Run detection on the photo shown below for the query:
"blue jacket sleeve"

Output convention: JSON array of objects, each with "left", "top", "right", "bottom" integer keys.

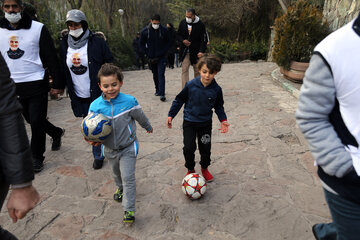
[
  {"left": 168, "top": 85, "right": 188, "bottom": 118},
  {"left": 214, "top": 87, "right": 227, "bottom": 122}
]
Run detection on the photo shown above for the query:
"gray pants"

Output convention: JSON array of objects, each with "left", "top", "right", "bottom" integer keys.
[{"left": 104, "top": 141, "right": 138, "bottom": 212}]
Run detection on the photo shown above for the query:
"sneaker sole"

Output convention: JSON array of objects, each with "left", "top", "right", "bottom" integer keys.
[{"left": 123, "top": 220, "right": 134, "bottom": 223}]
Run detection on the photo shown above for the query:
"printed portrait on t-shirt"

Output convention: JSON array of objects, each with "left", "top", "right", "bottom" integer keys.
[
  {"left": 70, "top": 52, "right": 87, "bottom": 75},
  {"left": 7, "top": 36, "right": 24, "bottom": 59}
]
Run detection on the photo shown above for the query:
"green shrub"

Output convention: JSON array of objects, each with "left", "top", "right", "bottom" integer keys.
[
  {"left": 210, "top": 40, "right": 268, "bottom": 63},
  {"left": 272, "top": 0, "right": 329, "bottom": 70},
  {"left": 106, "top": 30, "right": 135, "bottom": 70}
]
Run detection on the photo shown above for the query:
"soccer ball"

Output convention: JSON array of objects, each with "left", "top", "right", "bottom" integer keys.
[
  {"left": 182, "top": 173, "right": 207, "bottom": 200},
  {"left": 81, "top": 112, "right": 112, "bottom": 142}
]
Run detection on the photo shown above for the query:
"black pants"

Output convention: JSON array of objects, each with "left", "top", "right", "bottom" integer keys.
[
  {"left": 135, "top": 53, "right": 145, "bottom": 69},
  {"left": 183, "top": 120, "right": 212, "bottom": 170},
  {"left": 18, "top": 93, "right": 62, "bottom": 160},
  {"left": 167, "top": 53, "right": 175, "bottom": 68}
]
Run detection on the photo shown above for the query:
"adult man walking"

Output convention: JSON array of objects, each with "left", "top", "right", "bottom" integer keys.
[
  {"left": 0, "top": 52, "right": 40, "bottom": 240},
  {"left": 132, "top": 32, "right": 145, "bottom": 70},
  {"left": 296, "top": 14, "right": 360, "bottom": 239},
  {"left": 177, "top": 8, "right": 207, "bottom": 88},
  {"left": 0, "top": 0, "right": 65, "bottom": 173},
  {"left": 140, "top": 14, "right": 170, "bottom": 101}
]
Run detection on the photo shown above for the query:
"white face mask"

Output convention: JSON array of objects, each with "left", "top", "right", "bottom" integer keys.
[
  {"left": 186, "top": 17, "right": 193, "bottom": 24},
  {"left": 152, "top": 24, "right": 160, "bottom": 30},
  {"left": 69, "top": 28, "right": 84, "bottom": 38},
  {"left": 5, "top": 12, "right": 22, "bottom": 24}
]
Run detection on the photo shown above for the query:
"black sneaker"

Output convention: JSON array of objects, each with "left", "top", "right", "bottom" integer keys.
[
  {"left": 154, "top": 92, "right": 160, "bottom": 96},
  {"left": 123, "top": 211, "right": 135, "bottom": 223},
  {"left": 93, "top": 159, "right": 103, "bottom": 170},
  {"left": 33, "top": 158, "right": 44, "bottom": 173},
  {"left": 51, "top": 128, "right": 65, "bottom": 151},
  {"left": 113, "top": 188, "right": 123, "bottom": 202},
  {"left": 312, "top": 224, "right": 320, "bottom": 240},
  {"left": 0, "top": 226, "right": 18, "bottom": 240},
  {"left": 160, "top": 96, "right": 166, "bottom": 102}
]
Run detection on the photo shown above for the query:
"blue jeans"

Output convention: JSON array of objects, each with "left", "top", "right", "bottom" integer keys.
[
  {"left": 76, "top": 99, "right": 104, "bottom": 161},
  {"left": 313, "top": 189, "right": 360, "bottom": 240},
  {"left": 93, "top": 144, "right": 104, "bottom": 161},
  {"left": 149, "top": 57, "right": 166, "bottom": 96}
]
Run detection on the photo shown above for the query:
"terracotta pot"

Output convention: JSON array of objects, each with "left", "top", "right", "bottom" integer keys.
[{"left": 280, "top": 61, "right": 309, "bottom": 83}]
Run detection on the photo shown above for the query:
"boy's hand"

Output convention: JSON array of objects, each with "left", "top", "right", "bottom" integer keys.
[
  {"left": 84, "top": 137, "right": 101, "bottom": 146},
  {"left": 166, "top": 117, "right": 173, "bottom": 128},
  {"left": 147, "top": 128, "right": 153, "bottom": 133},
  {"left": 218, "top": 121, "right": 230, "bottom": 133}
]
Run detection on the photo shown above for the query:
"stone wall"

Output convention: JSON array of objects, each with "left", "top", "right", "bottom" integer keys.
[{"left": 323, "top": 0, "right": 360, "bottom": 30}]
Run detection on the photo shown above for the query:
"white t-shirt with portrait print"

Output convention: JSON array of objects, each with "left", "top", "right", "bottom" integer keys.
[{"left": 66, "top": 43, "right": 90, "bottom": 98}]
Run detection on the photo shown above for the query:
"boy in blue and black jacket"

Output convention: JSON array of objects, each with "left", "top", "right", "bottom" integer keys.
[
  {"left": 167, "top": 54, "right": 230, "bottom": 182},
  {"left": 86, "top": 63, "right": 153, "bottom": 223}
]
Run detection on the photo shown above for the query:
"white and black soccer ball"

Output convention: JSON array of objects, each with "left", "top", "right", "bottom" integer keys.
[
  {"left": 81, "top": 112, "right": 112, "bottom": 142},
  {"left": 182, "top": 173, "right": 207, "bottom": 200}
]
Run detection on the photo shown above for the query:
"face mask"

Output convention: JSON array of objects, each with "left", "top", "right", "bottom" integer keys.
[
  {"left": 69, "top": 28, "right": 84, "bottom": 38},
  {"left": 152, "top": 24, "right": 160, "bottom": 30},
  {"left": 186, "top": 17, "right": 192, "bottom": 24},
  {"left": 5, "top": 12, "right": 22, "bottom": 24}
]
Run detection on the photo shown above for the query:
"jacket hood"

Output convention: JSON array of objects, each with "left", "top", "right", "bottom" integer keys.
[{"left": 193, "top": 16, "right": 200, "bottom": 24}]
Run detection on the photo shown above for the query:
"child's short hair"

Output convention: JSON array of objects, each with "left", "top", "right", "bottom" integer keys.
[
  {"left": 98, "top": 63, "right": 124, "bottom": 83},
  {"left": 196, "top": 54, "right": 222, "bottom": 74}
]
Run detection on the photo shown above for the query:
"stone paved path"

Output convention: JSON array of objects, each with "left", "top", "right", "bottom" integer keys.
[{"left": 0, "top": 62, "right": 331, "bottom": 240}]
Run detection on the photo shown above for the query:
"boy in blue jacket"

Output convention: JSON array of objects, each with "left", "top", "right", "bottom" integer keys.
[
  {"left": 167, "top": 54, "right": 230, "bottom": 181},
  {"left": 86, "top": 63, "right": 153, "bottom": 223}
]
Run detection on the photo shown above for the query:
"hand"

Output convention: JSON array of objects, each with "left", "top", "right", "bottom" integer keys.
[
  {"left": 84, "top": 137, "right": 101, "bottom": 146},
  {"left": 183, "top": 40, "right": 191, "bottom": 47},
  {"left": 50, "top": 88, "right": 64, "bottom": 98},
  {"left": 147, "top": 128, "right": 153, "bottom": 133},
  {"left": 7, "top": 185, "right": 40, "bottom": 223},
  {"left": 197, "top": 52, "right": 204, "bottom": 58},
  {"left": 166, "top": 117, "right": 173, "bottom": 128},
  {"left": 218, "top": 121, "right": 230, "bottom": 133}
]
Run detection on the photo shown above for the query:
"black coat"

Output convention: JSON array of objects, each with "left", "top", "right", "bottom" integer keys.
[
  {"left": 60, "top": 33, "right": 113, "bottom": 117},
  {"left": 132, "top": 37, "right": 144, "bottom": 56},
  {"left": 167, "top": 27, "right": 177, "bottom": 54},
  {"left": 0, "top": 54, "right": 33, "bottom": 188},
  {"left": 177, "top": 18, "right": 207, "bottom": 64},
  {"left": 140, "top": 24, "right": 170, "bottom": 59}
]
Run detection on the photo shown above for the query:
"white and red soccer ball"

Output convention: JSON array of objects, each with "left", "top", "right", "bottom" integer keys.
[{"left": 182, "top": 173, "right": 207, "bottom": 200}]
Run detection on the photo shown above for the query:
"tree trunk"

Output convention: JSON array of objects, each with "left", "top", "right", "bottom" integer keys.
[
  {"left": 277, "top": 0, "right": 287, "bottom": 12},
  {"left": 67, "top": 0, "right": 83, "bottom": 9}
]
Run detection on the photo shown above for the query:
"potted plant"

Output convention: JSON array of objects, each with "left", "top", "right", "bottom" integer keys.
[{"left": 272, "top": 0, "right": 330, "bottom": 83}]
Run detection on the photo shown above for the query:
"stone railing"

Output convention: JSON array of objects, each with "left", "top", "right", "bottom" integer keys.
[{"left": 323, "top": 0, "right": 360, "bottom": 30}]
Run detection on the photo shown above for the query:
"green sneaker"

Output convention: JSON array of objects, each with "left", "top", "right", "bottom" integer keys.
[
  {"left": 123, "top": 211, "right": 135, "bottom": 223},
  {"left": 113, "top": 188, "right": 123, "bottom": 202}
]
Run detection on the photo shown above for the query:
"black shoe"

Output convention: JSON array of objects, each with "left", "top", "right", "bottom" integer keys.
[
  {"left": 93, "top": 159, "right": 104, "bottom": 170},
  {"left": 0, "top": 226, "right": 18, "bottom": 240},
  {"left": 160, "top": 96, "right": 166, "bottom": 102},
  {"left": 312, "top": 224, "right": 320, "bottom": 240},
  {"left": 154, "top": 92, "right": 160, "bottom": 96},
  {"left": 113, "top": 188, "right": 123, "bottom": 202},
  {"left": 52, "top": 128, "right": 65, "bottom": 151},
  {"left": 33, "top": 158, "right": 44, "bottom": 173},
  {"left": 123, "top": 211, "right": 135, "bottom": 223}
]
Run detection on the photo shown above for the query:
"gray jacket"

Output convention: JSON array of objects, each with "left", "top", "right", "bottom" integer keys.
[{"left": 296, "top": 54, "right": 353, "bottom": 178}]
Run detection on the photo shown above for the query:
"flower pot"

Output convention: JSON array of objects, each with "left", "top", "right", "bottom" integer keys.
[{"left": 280, "top": 61, "right": 309, "bottom": 83}]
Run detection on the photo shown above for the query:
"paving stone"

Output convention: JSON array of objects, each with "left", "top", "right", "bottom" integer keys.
[{"left": 2, "top": 62, "right": 332, "bottom": 239}]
